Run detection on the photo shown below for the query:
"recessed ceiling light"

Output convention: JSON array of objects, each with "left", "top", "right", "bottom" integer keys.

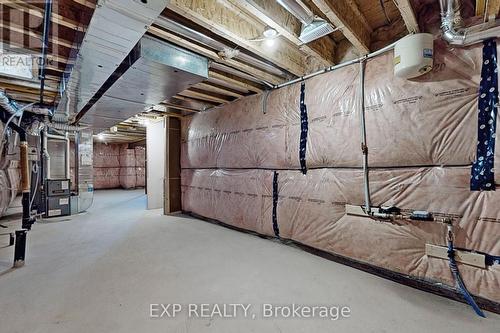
[{"left": 263, "top": 27, "right": 278, "bottom": 38}]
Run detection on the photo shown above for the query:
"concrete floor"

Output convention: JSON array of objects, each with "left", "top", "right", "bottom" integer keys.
[{"left": 0, "top": 189, "right": 499, "bottom": 333}]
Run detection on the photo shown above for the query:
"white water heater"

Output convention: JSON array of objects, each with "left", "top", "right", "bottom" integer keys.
[{"left": 394, "top": 33, "right": 434, "bottom": 79}]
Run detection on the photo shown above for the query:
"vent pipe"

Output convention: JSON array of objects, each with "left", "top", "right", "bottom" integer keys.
[
  {"left": 439, "top": 0, "right": 500, "bottom": 46},
  {"left": 277, "top": 0, "right": 314, "bottom": 25}
]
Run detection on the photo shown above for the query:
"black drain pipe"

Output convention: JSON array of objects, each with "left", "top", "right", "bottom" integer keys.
[
  {"left": 39, "top": 0, "right": 53, "bottom": 105},
  {"left": 0, "top": 108, "right": 33, "bottom": 267}
]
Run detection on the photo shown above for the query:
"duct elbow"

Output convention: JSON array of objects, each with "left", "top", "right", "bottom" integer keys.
[{"left": 441, "top": 27, "right": 466, "bottom": 45}]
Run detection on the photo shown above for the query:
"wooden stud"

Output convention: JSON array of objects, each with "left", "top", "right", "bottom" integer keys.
[{"left": 426, "top": 244, "right": 486, "bottom": 269}]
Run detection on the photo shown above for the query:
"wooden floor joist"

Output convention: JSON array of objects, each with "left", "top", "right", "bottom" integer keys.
[
  {"left": 0, "top": 22, "right": 76, "bottom": 50},
  {"left": 392, "top": 0, "right": 419, "bottom": 33},
  {"left": 167, "top": 0, "right": 325, "bottom": 76},
  {"left": 179, "top": 89, "right": 230, "bottom": 105},
  {"left": 230, "top": 0, "right": 335, "bottom": 67},
  {"left": 311, "top": 0, "right": 372, "bottom": 54},
  {"left": 194, "top": 82, "right": 244, "bottom": 99},
  {"left": 148, "top": 26, "right": 284, "bottom": 85},
  {"left": 4, "top": 2, "right": 86, "bottom": 31},
  {"left": 209, "top": 70, "right": 263, "bottom": 94}
]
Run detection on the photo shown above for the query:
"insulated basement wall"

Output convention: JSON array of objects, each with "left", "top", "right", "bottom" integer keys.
[
  {"left": 74, "top": 143, "right": 145, "bottom": 190},
  {"left": 180, "top": 40, "right": 500, "bottom": 305}
]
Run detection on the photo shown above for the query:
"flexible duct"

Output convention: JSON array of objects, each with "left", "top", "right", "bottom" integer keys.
[
  {"left": 0, "top": 90, "right": 19, "bottom": 115},
  {"left": 439, "top": 0, "right": 500, "bottom": 46}
]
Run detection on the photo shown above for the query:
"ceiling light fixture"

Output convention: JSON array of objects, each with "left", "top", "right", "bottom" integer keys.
[
  {"left": 248, "top": 26, "right": 280, "bottom": 44},
  {"left": 263, "top": 26, "right": 278, "bottom": 39},
  {"left": 97, "top": 133, "right": 105, "bottom": 141}
]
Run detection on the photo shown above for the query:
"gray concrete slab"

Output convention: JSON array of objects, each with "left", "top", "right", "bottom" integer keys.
[{"left": 0, "top": 189, "right": 499, "bottom": 332}]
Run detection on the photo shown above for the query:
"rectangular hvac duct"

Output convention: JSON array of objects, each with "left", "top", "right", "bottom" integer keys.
[
  {"left": 56, "top": 0, "right": 169, "bottom": 117},
  {"left": 81, "top": 36, "right": 209, "bottom": 132}
]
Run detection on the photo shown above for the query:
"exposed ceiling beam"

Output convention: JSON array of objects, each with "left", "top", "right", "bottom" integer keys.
[
  {"left": 167, "top": 0, "right": 325, "bottom": 76},
  {"left": 194, "top": 82, "right": 244, "bottom": 98},
  {"left": 311, "top": 0, "right": 371, "bottom": 54},
  {"left": 230, "top": 0, "right": 335, "bottom": 66},
  {"left": 4, "top": 1, "right": 87, "bottom": 31},
  {"left": 208, "top": 70, "right": 263, "bottom": 94},
  {"left": 72, "top": 0, "right": 96, "bottom": 10},
  {"left": 161, "top": 102, "right": 202, "bottom": 113},
  {"left": 0, "top": 78, "right": 58, "bottom": 92},
  {"left": 0, "top": 21, "right": 76, "bottom": 49},
  {"left": 205, "top": 76, "right": 250, "bottom": 94},
  {"left": 147, "top": 26, "right": 283, "bottom": 85},
  {"left": 392, "top": 0, "right": 419, "bottom": 33},
  {"left": 179, "top": 89, "right": 231, "bottom": 104}
]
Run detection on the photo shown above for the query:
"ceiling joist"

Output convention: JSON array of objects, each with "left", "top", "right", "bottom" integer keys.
[
  {"left": 4, "top": 1, "right": 87, "bottom": 31},
  {"left": 230, "top": 0, "right": 335, "bottom": 66},
  {"left": 167, "top": 0, "right": 325, "bottom": 76},
  {"left": 311, "top": 0, "right": 371, "bottom": 54},
  {"left": 148, "top": 26, "right": 283, "bottom": 85},
  {"left": 486, "top": 0, "right": 500, "bottom": 20},
  {"left": 392, "top": 0, "right": 419, "bottom": 33}
]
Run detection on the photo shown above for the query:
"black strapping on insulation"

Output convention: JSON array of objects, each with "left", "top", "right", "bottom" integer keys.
[
  {"left": 272, "top": 171, "right": 280, "bottom": 237},
  {"left": 299, "top": 81, "right": 308, "bottom": 175}
]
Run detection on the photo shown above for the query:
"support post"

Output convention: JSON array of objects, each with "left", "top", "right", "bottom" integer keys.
[{"left": 13, "top": 230, "right": 27, "bottom": 268}]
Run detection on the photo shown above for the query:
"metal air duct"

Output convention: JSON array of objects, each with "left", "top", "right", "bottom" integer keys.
[
  {"left": 81, "top": 36, "right": 209, "bottom": 132},
  {"left": 56, "top": 0, "right": 169, "bottom": 120},
  {"left": 439, "top": 0, "right": 500, "bottom": 46},
  {"left": 154, "top": 16, "right": 287, "bottom": 78}
]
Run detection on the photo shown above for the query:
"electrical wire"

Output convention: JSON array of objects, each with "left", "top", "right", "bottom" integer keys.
[{"left": 1, "top": 102, "right": 36, "bottom": 139}]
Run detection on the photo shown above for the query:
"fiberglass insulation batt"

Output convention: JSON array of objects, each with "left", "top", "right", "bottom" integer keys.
[{"left": 180, "top": 40, "right": 500, "bottom": 303}]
